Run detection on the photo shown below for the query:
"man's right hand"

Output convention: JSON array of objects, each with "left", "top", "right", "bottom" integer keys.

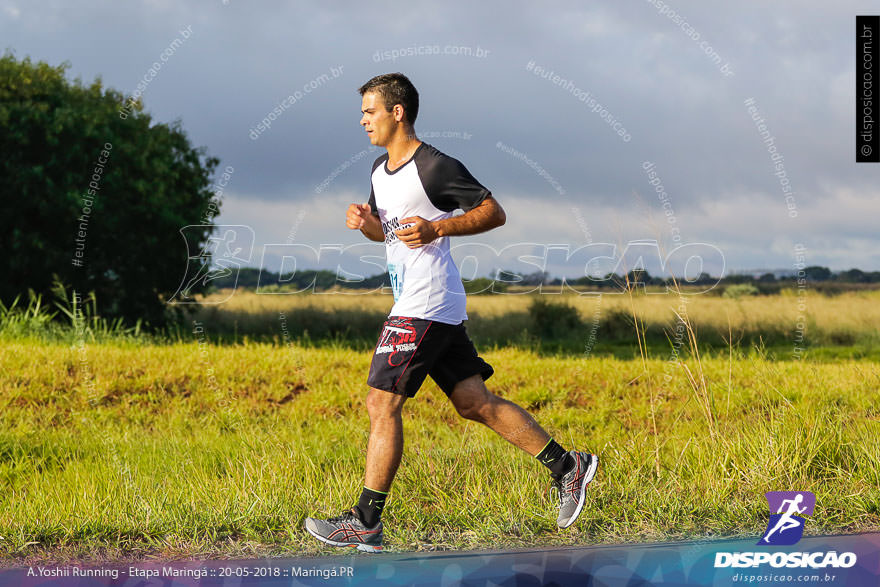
[
  {"left": 346, "top": 203, "right": 373, "bottom": 230},
  {"left": 346, "top": 203, "right": 384, "bottom": 242}
]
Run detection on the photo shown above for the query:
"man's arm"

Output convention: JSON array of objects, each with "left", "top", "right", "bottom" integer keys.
[
  {"left": 395, "top": 196, "right": 506, "bottom": 248},
  {"left": 435, "top": 195, "right": 506, "bottom": 237},
  {"left": 346, "top": 203, "right": 384, "bottom": 242}
]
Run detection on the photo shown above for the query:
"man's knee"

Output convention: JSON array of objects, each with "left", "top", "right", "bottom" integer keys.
[
  {"left": 456, "top": 400, "right": 487, "bottom": 422},
  {"left": 366, "top": 387, "right": 406, "bottom": 419},
  {"left": 451, "top": 379, "right": 496, "bottom": 422}
]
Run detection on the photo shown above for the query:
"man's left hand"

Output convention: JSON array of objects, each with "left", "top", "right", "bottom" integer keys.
[{"left": 394, "top": 216, "right": 440, "bottom": 248}]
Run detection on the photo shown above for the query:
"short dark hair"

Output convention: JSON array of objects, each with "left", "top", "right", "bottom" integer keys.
[{"left": 358, "top": 73, "right": 419, "bottom": 125}]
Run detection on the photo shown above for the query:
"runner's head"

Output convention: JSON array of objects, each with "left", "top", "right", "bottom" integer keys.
[{"left": 358, "top": 73, "right": 419, "bottom": 147}]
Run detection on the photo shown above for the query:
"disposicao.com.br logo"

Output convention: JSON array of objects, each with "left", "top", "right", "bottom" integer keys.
[{"left": 714, "top": 491, "right": 858, "bottom": 570}]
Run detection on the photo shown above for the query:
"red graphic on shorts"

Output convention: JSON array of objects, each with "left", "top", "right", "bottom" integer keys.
[{"left": 379, "top": 318, "right": 418, "bottom": 366}]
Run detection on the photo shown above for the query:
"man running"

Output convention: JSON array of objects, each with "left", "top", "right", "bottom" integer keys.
[{"left": 304, "top": 73, "right": 598, "bottom": 553}]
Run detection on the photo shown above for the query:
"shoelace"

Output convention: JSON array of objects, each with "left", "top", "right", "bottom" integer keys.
[
  {"left": 327, "top": 510, "right": 359, "bottom": 525},
  {"left": 550, "top": 479, "right": 564, "bottom": 509}
]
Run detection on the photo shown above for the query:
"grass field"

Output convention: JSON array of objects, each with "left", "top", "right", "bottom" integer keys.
[
  {"left": 0, "top": 290, "right": 879, "bottom": 565},
  {"left": 184, "top": 288, "right": 880, "bottom": 359}
]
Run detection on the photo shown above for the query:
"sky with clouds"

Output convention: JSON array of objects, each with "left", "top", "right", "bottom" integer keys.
[{"left": 3, "top": 0, "right": 878, "bottom": 278}]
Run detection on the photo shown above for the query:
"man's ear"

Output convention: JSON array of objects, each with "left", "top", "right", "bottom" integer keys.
[{"left": 394, "top": 104, "right": 404, "bottom": 122}]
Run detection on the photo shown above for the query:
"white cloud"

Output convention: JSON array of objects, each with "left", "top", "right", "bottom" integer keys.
[{"left": 2, "top": 1, "right": 20, "bottom": 19}]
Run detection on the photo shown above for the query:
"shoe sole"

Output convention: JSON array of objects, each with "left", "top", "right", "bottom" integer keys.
[
  {"left": 305, "top": 522, "right": 383, "bottom": 553},
  {"left": 559, "top": 453, "right": 599, "bottom": 529}
]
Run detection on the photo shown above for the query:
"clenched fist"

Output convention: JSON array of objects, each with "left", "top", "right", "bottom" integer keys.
[{"left": 346, "top": 203, "right": 373, "bottom": 229}]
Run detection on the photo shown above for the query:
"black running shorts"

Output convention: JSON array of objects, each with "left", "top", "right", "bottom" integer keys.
[{"left": 366, "top": 316, "right": 494, "bottom": 398}]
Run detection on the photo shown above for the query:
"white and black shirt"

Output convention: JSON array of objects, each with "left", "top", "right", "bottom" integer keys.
[{"left": 367, "top": 142, "right": 491, "bottom": 324}]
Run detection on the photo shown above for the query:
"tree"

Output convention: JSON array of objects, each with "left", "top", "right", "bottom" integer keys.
[
  {"left": 520, "top": 270, "right": 549, "bottom": 286},
  {"left": 802, "top": 266, "right": 832, "bottom": 282},
  {"left": 836, "top": 269, "right": 867, "bottom": 283},
  {"left": 625, "top": 269, "right": 650, "bottom": 286},
  {"left": 0, "top": 53, "right": 220, "bottom": 328},
  {"left": 495, "top": 269, "right": 524, "bottom": 284}
]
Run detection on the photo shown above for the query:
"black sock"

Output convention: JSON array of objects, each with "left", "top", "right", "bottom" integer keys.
[
  {"left": 354, "top": 487, "right": 387, "bottom": 528},
  {"left": 536, "top": 439, "right": 574, "bottom": 478}
]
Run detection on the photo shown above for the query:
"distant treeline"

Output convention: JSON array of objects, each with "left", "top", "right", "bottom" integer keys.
[{"left": 207, "top": 266, "right": 880, "bottom": 294}]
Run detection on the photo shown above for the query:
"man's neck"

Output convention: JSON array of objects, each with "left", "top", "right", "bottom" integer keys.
[{"left": 385, "top": 130, "right": 421, "bottom": 170}]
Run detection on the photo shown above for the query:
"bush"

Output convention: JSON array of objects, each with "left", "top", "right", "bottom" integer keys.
[
  {"left": 463, "top": 278, "right": 507, "bottom": 294},
  {"left": 723, "top": 284, "right": 760, "bottom": 299},
  {"left": 528, "top": 298, "right": 582, "bottom": 338},
  {"left": 599, "top": 308, "right": 635, "bottom": 339}
]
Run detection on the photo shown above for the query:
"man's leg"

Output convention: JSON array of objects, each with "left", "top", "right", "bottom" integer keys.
[
  {"left": 363, "top": 388, "right": 407, "bottom": 488},
  {"left": 305, "top": 316, "right": 434, "bottom": 551},
  {"left": 448, "top": 374, "right": 550, "bottom": 456},
  {"left": 350, "top": 387, "right": 407, "bottom": 529},
  {"left": 302, "top": 388, "right": 406, "bottom": 552},
  {"left": 448, "top": 373, "right": 598, "bottom": 528}
]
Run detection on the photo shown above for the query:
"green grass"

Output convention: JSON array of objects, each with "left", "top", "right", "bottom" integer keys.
[{"left": 1, "top": 339, "right": 878, "bottom": 566}]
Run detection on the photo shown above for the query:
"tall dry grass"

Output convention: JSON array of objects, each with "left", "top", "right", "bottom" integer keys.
[{"left": 182, "top": 288, "right": 880, "bottom": 355}]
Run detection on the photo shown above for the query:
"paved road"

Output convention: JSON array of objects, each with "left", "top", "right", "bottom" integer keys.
[{"left": 2, "top": 533, "right": 878, "bottom": 586}]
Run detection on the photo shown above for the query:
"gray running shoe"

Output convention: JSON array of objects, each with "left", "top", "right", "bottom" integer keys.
[
  {"left": 552, "top": 451, "right": 598, "bottom": 528},
  {"left": 304, "top": 508, "right": 384, "bottom": 553}
]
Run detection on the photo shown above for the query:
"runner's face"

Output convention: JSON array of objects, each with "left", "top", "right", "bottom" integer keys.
[{"left": 360, "top": 92, "right": 394, "bottom": 147}]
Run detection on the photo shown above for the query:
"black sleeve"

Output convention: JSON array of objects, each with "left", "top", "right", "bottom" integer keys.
[
  {"left": 367, "top": 186, "right": 378, "bottom": 216},
  {"left": 416, "top": 147, "right": 492, "bottom": 213},
  {"left": 366, "top": 155, "right": 386, "bottom": 216}
]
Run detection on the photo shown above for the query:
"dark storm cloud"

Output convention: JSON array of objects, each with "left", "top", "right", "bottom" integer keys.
[{"left": 2, "top": 0, "right": 877, "bottom": 270}]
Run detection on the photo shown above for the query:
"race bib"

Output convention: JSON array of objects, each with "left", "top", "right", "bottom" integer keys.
[{"left": 388, "top": 262, "right": 404, "bottom": 302}]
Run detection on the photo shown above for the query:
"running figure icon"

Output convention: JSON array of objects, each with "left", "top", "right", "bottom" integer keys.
[
  {"left": 762, "top": 494, "right": 806, "bottom": 543},
  {"left": 758, "top": 491, "right": 816, "bottom": 546}
]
